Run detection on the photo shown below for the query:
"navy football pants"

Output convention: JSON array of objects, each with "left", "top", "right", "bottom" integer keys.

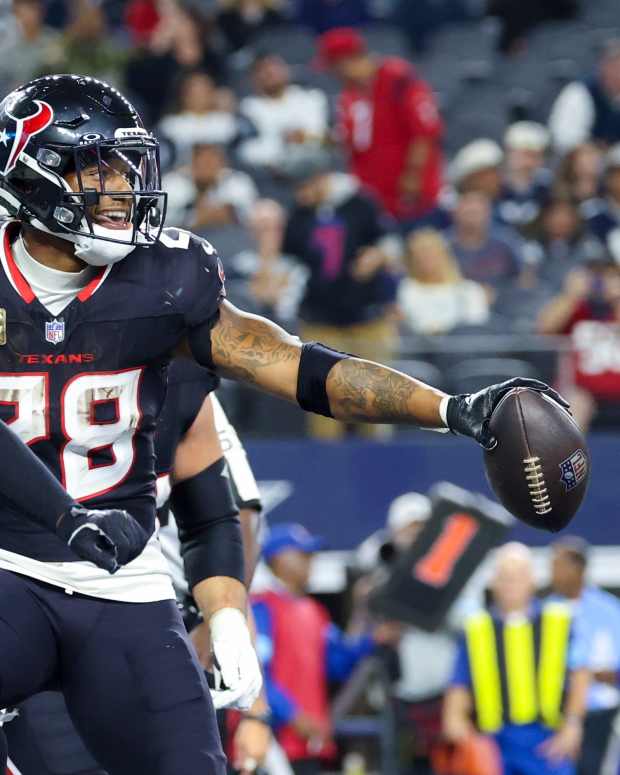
[{"left": 0, "top": 570, "right": 225, "bottom": 775}]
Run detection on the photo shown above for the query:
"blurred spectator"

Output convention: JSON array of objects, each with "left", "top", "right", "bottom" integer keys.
[
  {"left": 549, "top": 537, "right": 620, "bottom": 775},
  {"left": 0, "top": 0, "right": 61, "bottom": 93},
  {"left": 443, "top": 542, "right": 589, "bottom": 775},
  {"left": 398, "top": 229, "right": 490, "bottom": 334},
  {"left": 125, "top": 3, "right": 225, "bottom": 125},
  {"left": 226, "top": 199, "right": 308, "bottom": 328},
  {"left": 449, "top": 138, "right": 504, "bottom": 202},
  {"left": 549, "top": 39, "right": 620, "bottom": 155},
  {"left": 238, "top": 53, "right": 329, "bottom": 171},
  {"left": 163, "top": 143, "right": 258, "bottom": 230},
  {"left": 582, "top": 144, "right": 620, "bottom": 256},
  {"left": 158, "top": 70, "right": 243, "bottom": 165},
  {"left": 283, "top": 155, "right": 398, "bottom": 439},
  {"left": 529, "top": 196, "right": 590, "bottom": 289},
  {"left": 446, "top": 190, "right": 524, "bottom": 294},
  {"left": 537, "top": 243, "right": 620, "bottom": 431},
  {"left": 216, "top": 0, "right": 286, "bottom": 53},
  {"left": 498, "top": 121, "right": 552, "bottom": 234},
  {"left": 123, "top": 0, "right": 159, "bottom": 46},
  {"left": 295, "top": 0, "right": 372, "bottom": 34},
  {"left": 382, "top": 493, "right": 465, "bottom": 775},
  {"left": 320, "top": 27, "right": 443, "bottom": 222},
  {"left": 253, "top": 523, "right": 389, "bottom": 775},
  {"left": 487, "top": 0, "right": 579, "bottom": 55},
  {"left": 45, "top": 0, "right": 127, "bottom": 87},
  {"left": 555, "top": 142, "right": 605, "bottom": 204},
  {"left": 393, "top": 0, "right": 476, "bottom": 54}
]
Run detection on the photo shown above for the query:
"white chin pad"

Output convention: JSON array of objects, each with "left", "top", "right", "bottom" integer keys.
[{"left": 73, "top": 222, "right": 136, "bottom": 267}]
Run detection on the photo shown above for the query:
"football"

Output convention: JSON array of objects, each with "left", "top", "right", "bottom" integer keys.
[{"left": 483, "top": 388, "right": 590, "bottom": 531}]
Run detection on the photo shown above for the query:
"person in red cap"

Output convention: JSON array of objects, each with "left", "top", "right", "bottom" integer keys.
[{"left": 318, "top": 27, "right": 444, "bottom": 224}]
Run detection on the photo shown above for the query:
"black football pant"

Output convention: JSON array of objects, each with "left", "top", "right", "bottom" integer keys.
[{"left": 0, "top": 569, "right": 225, "bottom": 775}]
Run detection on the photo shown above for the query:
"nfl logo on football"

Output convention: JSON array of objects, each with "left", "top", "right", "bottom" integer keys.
[{"left": 45, "top": 319, "right": 65, "bottom": 346}]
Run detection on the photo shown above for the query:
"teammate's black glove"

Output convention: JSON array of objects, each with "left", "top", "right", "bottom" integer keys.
[
  {"left": 446, "top": 378, "right": 570, "bottom": 450},
  {"left": 56, "top": 505, "right": 150, "bottom": 574}
]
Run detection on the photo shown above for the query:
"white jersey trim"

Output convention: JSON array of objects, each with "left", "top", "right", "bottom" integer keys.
[{"left": 0, "top": 534, "right": 175, "bottom": 602}]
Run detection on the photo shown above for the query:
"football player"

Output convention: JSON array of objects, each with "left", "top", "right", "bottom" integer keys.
[
  {"left": 5, "top": 357, "right": 270, "bottom": 775},
  {"left": 0, "top": 74, "right": 566, "bottom": 775}
]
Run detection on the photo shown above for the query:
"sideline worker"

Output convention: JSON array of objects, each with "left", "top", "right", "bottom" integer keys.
[{"left": 442, "top": 542, "right": 590, "bottom": 775}]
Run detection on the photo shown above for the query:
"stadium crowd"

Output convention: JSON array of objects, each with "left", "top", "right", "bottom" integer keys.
[{"left": 3, "top": 0, "right": 620, "bottom": 437}]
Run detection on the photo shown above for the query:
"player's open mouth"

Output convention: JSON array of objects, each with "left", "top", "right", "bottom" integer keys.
[{"left": 94, "top": 210, "right": 131, "bottom": 230}]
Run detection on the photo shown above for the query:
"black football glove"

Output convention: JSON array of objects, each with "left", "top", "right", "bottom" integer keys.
[
  {"left": 446, "top": 378, "right": 570, "bottom": 450},
  {"left": 56, "top": 505, "right": 150, "bottom": 574}
]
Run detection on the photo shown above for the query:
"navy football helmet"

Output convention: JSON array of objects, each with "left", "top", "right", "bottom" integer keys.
[{"left": 0, "top": 74, "right": 166, "bottom": 263}]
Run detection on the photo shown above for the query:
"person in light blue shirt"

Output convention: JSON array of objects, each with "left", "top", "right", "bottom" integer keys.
[{"left": 549, "top": 537, "right": 620, "bottom": 775}]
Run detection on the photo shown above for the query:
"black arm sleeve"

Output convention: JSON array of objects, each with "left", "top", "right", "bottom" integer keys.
[
  {"left": 297, "top": 341, "right": 350, "bottom": 417},
  {"left": 170, "top": 456, "right": 244, "bottom": 590},
  {"left": 0, "top": 420, "right": 75, "bottom": 529}
]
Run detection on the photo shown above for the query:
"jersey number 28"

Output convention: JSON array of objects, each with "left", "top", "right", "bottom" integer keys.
[{"left": 0, "top": 368, "right": 142, "bottom": 501}]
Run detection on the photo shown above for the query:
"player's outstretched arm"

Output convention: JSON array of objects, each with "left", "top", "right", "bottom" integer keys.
[
  {"left": 207, "top": 302, "right": 567, "bottom": 446},
  {"left": 210, "top": 301, "right": 446, "bottom": 426}
]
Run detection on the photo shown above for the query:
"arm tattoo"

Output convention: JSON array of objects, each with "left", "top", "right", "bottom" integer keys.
[
  {"left": 327, "top": 358, "right": 444, "bottom": 426},
  {"left": 211, "top": 302, "right": 301, "bottom": 399},
  {"left": 210, "top": 302, "right": 444, "bottom": 424}
]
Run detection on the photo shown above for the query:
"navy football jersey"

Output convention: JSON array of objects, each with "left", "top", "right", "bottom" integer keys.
[
  {"left": 0, "top": 221, "right": 224, "bottom": 564},
  {"left": 153, "top": 358, "right": 261, "bottom": 518},
  {"left": 154, "top": 357, "right": 220, "bottom": 480}
]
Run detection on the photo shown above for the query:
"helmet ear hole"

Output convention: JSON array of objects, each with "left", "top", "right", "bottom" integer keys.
[{"left": 11, "top": 178, "right": 33, "bottom": 196}]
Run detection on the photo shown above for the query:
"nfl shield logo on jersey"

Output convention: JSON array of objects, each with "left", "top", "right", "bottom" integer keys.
[{"left": 45, "top": 318, "right": 65, "bottom": 345}]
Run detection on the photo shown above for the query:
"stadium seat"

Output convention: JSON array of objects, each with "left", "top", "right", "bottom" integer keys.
[
  {"left": 363, "top": 24, "right": 411, "bottom": 58},
  {"left": 390, "top": 359, "right": 445, "bottom": 390},
  {"left": 253, "top": 25, "right": 317, "bottom": 66},
  {"left": 428, "top": 19, "right": 501, "bottom": 61},
  {"left": 195, "top": 224, "right": 254, "bottom": 259},
  {"left": 582, "top": 0, "right": 620, "bottom": 28},
  {"left": 295, "top": 66, "right": 341, "bottom": 98},
  {"left": 445, "top": 358, "right": 539, "bottom": 394},
  {"left": 444, "top": 108, "right": 509, "bottom": 153},
  {"left": 526, "top": 21, "right": 593, "bottom": 64}
]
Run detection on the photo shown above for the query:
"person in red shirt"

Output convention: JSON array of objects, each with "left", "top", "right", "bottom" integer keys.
[
  {"left": 318, "top": 27, "right": 443, "bottom": 223},
  {"left": 252, "top": 523, "right": 397, "bottom": 775},
  {"left": 537, "top": 242, "right": 620, "bottom": 430}
]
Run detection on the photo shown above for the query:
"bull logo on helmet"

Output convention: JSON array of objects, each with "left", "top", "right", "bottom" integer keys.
[{"left": 0, "top": 100, "right": 54, "bottom": 176}]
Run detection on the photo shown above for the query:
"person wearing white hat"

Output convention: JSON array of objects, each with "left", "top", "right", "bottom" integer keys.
[
  {"left": 498, "top": 121, "right": 553, "bottom": 233},
  {"left": 382, "top": 492, "right": 475, "bottom": 774},
  {"left": 449, "top": 139, "right": 504, "bottom": 199},
  {"left": 386, "top": 491, "right": 432, "bottom": 550}
]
